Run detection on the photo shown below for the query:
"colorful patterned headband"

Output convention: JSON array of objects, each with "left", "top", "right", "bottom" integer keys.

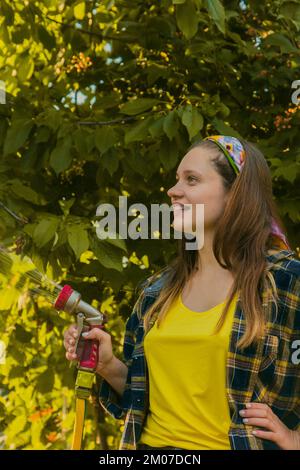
[{"left": 203, "top": 135, "right": 291, "bottom": 251}]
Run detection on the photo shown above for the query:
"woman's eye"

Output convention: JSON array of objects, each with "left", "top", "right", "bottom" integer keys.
[
  {"left": 175, "top": 176, "right": 198, "bottom": 183},
  {"left": 187, "top": 176, "right": 198, "bottom": 182}
]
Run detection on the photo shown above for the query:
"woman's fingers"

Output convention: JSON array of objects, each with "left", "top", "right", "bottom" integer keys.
[
  {"left": 70, "top": 325, "right": 78, "bottom": 336},
  {"left": 66, "top": 351, "right": 78, "bottom": 361},
  {"left": 68, "top": 325, "right": 78, "bottom": 340},
  {"left": 244, "top": 402, "right": 269, "bottom": 409},
  {"left": 239, "top": 403, "right": 275, "bottom": 429},
  {"left": 63, "top": 324, "right": 79, "bottom": 355},
  {"left": 81, "top": 327, "right": 106, "bottom": 341},
  {"left": 239, "top": 403, "right": 299, "bottom": 449},
  {"left": 251, "top": 429, "right": 277, "bottom": 441},
  {"left": 242, "top": 417, "right": 276, "bottom": 432},
  {"left": 64, "top": 335, "right": 74, "bottom": 350},
  {"left": 240, "top": 408, "right": 269, "bottom": 419}
]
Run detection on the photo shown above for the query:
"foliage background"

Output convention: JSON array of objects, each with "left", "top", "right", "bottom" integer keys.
[{"left": 0, "top": 0, "right": 299, "bottom": 449}]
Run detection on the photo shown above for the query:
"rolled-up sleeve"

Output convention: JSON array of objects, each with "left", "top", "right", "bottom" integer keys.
[{"left": 98, "top": 296, "right": 142, "bottom": 419}]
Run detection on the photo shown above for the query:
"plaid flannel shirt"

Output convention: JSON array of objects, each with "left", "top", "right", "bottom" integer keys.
[{"left": 99, "top": 249, "right": 300, "bottom": 450}]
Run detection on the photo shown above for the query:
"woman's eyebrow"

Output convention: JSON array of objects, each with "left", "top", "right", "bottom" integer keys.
[{"left": 175, "top": 170, "right": 202, "bottom": 177}]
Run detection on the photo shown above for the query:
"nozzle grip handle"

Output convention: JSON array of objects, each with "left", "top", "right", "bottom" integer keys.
[{"left": 79, "top": 324, "right": 103, "bottom": 370}]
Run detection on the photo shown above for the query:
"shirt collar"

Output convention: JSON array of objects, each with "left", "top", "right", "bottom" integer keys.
[
  {"left": 265, "top": 249, "right": 296, "bottom": 271},
  {"left": 142, "top": 249, "right": 296, "bottom": 296}
]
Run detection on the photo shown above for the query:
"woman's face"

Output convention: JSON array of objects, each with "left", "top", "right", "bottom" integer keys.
[{"left": 167, "top": 147, "right": 229, "bottom": 235}]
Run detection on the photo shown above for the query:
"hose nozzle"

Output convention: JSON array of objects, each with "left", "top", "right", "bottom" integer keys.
[
  {"left": 54, "top": 285, "right": 104, "bottom": 325},
  {"left": 54, "top": 285, "right": 105, "bottom": 371}
]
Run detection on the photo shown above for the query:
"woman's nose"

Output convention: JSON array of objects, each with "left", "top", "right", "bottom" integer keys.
[{"left": 167, "top": 183, "right": 184, "bottom": 198}]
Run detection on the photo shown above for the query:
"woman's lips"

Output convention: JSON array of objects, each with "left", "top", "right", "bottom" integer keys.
[{"left": 172, "top": 204, "right": 191, "bottom": 211}]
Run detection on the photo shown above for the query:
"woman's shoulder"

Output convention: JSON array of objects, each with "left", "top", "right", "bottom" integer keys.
[
  {"left": 267, "top": 249, "right": 300, "bottom": 279},
  {"left": 137, "top": 265, "right": 173, "bottom": 296}
]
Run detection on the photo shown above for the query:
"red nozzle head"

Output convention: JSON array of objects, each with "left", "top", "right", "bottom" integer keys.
[{"left": 54, "top": 284, "right": 73, "bottom": 310}]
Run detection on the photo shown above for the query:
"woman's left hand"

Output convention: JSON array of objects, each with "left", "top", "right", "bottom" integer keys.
[{"left": 239, "top": 402, "right": 300, "bottom": 450}]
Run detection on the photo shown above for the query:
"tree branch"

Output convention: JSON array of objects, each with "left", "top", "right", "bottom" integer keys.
[
  {"left": 0, "top": 202, "right": 28, "bottom": 224},
  {"left": 44, "top": 14, "right": 125, "bottom": 43},
  {"left": 78, "top": 110, "right": 157, "bottom": 126}
]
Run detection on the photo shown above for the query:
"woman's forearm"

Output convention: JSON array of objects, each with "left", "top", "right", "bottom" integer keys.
[{"left": 97, "top": 355, "right": 129, "bottom": 398}]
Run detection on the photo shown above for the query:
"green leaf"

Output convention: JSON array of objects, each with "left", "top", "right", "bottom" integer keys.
[
  {"left": 273, "top": 163, "right": 300, "bottom": 183},
  {"left": 0, "top": 20, "right": 9, "bottom": 43},
  {"left": 59, "top": 198, "right": 75, "bottom": 216},
  {"left": 3, "top": 118, "right": 33, "bottom": 155},
  {"left": 218, "top": 102, "right": 231, "bottom": 118},
  {"left": 74, "top": 128, "right": 94, "bottom": 155},
  {"left": 33, "top": 219, "right": 60, "bottom": 248},
  {"left": 17, "top": 55, "right": 34, "bottom": 81},
  {"left": 120, "top": 98, "right": 159, "bottom": 115},
  {"left": 205, "top": 0, "right": 226, "bottom": 34},
  {"left": 263, "top": 33, "right": 297, "bottom": 53},
  {"left": 279, "top": 200, "right": 300, "bottom": 223},
  {"left": 9, "top": 180, "right": 47, "bottom": 205},
  {"left": 163, "top": 110, "right": 179, "bottom": 140},
  {"left": 36, "top": 369, "right": 54, "bottom": 394},
  {"left": 15, "top": 324, "right": 32, "bottom": 343},
  {"left": 9, "top": 366, "right": 24, "bottom": 379},
  {"left": 7, "top": 342, "right": 25, "bottom": 363},
  {"left": 101, "top": 148, "right": 119, "bottom": 176},
  {"left": 1, "top": 1, "right": 14, "bottom": 26},
  {"left": 90, "top": 237, "right": 123, "bottom": 272},
  {"left": 279, "top": 2, "right": 300, "bottom": 24},
  {"left": 268, "top": 158, "right": 283, "bottom": 168},
  {"left": 94, "top": 227, "right": 127, "bottom": 253},
  {"left": 11, "top": 25, "right": 29, "bottom": 44},
  {"left": 73, "top": 2, "right": 86, "bottom": 20},
  {"left": 96, "top": 92, "right": 122, "bottom": 110},
  {"left": 0, "top": 250, "right": 12, "bottom": 275},
  {"left": 35, "top": 126, "right": 51, "bottom": 144},
  {"left": 31, "top": 420, "right": 44, "bottom": 449},
  {"left": 181, "top": 105, "right": 204, "bottom": 140},
  {"left": 149, "top": 117, "right": 165, "bottom": 138},
  {"left": 124, "top": 116, "right": 153, "bottom": 145},
  {"left": 176, "top": 1, "right": 199, "bottom": 39},
  {"left": 49, "top": 137, "right": 72, "bottom": 174},
  {"left": 211, "top": 118, "right": 242, "bottom": 138},
  {"left": 7, "top": 414, "right": 27, "bottom": 437},
  {"left": 147, "top": 64, "right": 170, "bottom": 86},
  {"left": 94, "top": 127, "right": 118, "bottom": 154},
  {"left": 159, "top": 137, "right": 179, "bottom": 170},
  {"left": 37, "top": 25, "right": 56, "bottom": 50},
  {"left": 67, "top": 225, "right": 89, "bottom": 258},
  {"left": 37, "top": 109, "right": 62, "bottom": 132}
]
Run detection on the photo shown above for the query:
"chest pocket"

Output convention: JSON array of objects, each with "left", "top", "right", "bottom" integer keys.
[{"left": 259, "top": 334, "right": 279, "bottom": 372}]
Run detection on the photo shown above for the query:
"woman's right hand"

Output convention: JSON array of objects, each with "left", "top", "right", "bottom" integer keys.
[{"left": 63, "top": 323, "right": 115, "bottom": 374}]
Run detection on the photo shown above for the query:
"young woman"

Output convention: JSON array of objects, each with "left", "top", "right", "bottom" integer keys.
[{"left": 64, "top": 135, "right": 300, "bottom": 450}]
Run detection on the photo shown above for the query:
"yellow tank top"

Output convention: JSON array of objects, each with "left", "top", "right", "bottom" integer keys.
[{"left": 139, "top": 290, "right": 239, "bottom": 450}]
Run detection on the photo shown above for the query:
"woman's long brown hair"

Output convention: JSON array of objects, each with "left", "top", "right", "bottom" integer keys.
[{"left": 137, "top": 139, "right": 289, "bottom": 350}]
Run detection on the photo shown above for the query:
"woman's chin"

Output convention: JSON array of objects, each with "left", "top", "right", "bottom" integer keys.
[
  {"left": 172, "top": 213, "right": 194, "bottom": 232},
  {"left": 172, "top": 222, "right": 196, "bottom": 236}
]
